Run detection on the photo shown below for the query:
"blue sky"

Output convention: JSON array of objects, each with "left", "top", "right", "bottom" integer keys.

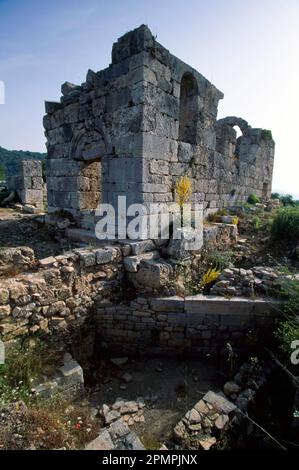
[{"left": 0, "top": 0, "right": 298, "bottom": 196}]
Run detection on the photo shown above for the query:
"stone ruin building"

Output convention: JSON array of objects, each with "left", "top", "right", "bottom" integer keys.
[
  {"left": 43, "top": 25, "right": 275, "bottom": 238},
  {"left": 7, "top": 159, "right": 45, "bottom": 211}
]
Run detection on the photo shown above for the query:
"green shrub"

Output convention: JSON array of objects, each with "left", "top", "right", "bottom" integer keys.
[
  {"left": 250, "top": 215, "right": 262, "bottom": 230},
  {"left": 273, "top": 274, "right": 299, "bottom": 356},
  {"left": 271, "top": 206, "right": 299, "bottom": 240},
  {"left": 280, "top": 194, "right": 295, "bottom": 207},
  {"left": 275, "top": 318, "right": 299, "bottom": 356},
  {"left": 0, "top": 337, "right": 59, "bottom": 406},
  {"left": 261, "top": 129, "right": 273, "bottom": 141},
  {"left": 205, "top": 250, "right": 234, "bottom": 270},
  {"left": 247, "top": 193, "right": 261, "bottom": 204}
]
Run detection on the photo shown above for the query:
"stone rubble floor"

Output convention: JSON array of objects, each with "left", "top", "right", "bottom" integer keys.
[{"left": 88, "top": 356, "right": 221, "bottom": 449}]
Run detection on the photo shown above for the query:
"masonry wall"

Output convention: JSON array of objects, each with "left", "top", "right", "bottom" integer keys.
[
  {"left": 0, "top": 245, "right": 125, "bottom": 343},
  {"left": 95, "top": 296, "right": 278, "bottom": 356},
  {"left": 7, "top": 159, "right": 44, "bottom": 209},
  {"left": 44, "top": 24, "right": 275, "bottom": 233}
]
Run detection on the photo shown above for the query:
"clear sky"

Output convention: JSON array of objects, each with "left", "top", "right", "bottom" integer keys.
[{"left": 0, "top": 0, "right": 298, "bottom": 196}]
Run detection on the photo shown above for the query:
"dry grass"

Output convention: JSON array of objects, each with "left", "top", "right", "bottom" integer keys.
[{"left": 0, "top": 399, "right": 100, "bottom": 450}]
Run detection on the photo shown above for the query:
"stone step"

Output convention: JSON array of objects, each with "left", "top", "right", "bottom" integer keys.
[{"left": 66, "top": 228, "right": 112, "bottom": 246}]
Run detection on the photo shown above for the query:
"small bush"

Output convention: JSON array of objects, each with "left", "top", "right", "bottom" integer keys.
[
  {"left": 208, "top": 208, "right": 228, "bottom": 222},
  {"left": 261, "top": 129, "right": 273, "bottom": 141},
  {"left": 271, "top": 206, "right": 299, "bottom": 240},
  {"left": 200, "top": 267, "right": 220, "bottom": 291},
  {"left": 250, "top": 215, "right": 262, "bottom": 230},
  {"left": 247, "top": 193, "right": 261, "bottom": 204},
  {"left": 280, "top": 194, "right": 295, "bottom": 207},
  {"left": 273, "top": 273, "right": 299, "bottom": 356},
  {"left": 275, "top": 318, "right": 299, "bottom": 356},
  {"left": 0, "top": 337, "right": 59, "bottom": 406},
  {"left": 205, "top": 250, "right": 233, "bottom": 270}
]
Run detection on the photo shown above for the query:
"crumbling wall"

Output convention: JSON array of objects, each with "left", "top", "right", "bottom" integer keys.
[
  {"left": 215, "top": 117, "right": 275, "bottom": 202},
  {"left": 7, "top": 159, "right": 44, "bottom": 210},
  {"left": 0, "top": 245, "right": 125, "bottom": 343},
  {"left": 44, "top": 24, "right": 275, "bottom": 234}
]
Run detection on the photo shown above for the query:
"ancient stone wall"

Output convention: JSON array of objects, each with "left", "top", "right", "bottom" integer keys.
[
  {"left": 0, "top": 245, "right": 125, "bottom": 342},
  {"left": 95, "top": 296, "right": 278, "bottom": 356},
  {"left": 44, "top": 25, "right": 275, "bottom": 236},
  {"left": 0, "top": 238, "right": 278, "bottom": 360},
  {"left": 7, "top": 159, "right": 44, "bottom": 210}
]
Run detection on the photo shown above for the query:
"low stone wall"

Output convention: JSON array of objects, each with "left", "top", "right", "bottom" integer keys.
[
  {"left": 0, "top": 223, "right": 238, "bottom": 345},
  {"left": 0, "top": 245, "right": 125, "bottom": 343},
  {"left": 95, "top": 295, "right": 280, "bottom": 356}
]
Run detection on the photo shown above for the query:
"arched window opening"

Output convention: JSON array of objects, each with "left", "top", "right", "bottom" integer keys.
[
  {"left": 232, "top": 125, "right": 243, "bottom": 159},
  {"left": 179, "top": 73, "right": 199, "bottom": 145},
  {"left": 233, "top": 125, "right": 242, "bottom": 139}
]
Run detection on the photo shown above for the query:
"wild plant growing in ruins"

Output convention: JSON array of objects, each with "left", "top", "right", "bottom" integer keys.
[
  {"left": 174, "top": 176, "right": 192, "bottom": 227},
  {"left": 199, "top": 267, "right": 220, "bottom": 292}
]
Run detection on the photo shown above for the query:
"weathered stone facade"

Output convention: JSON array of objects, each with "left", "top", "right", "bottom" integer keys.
[
  {"left": 44, "top": 25, "right": 275, "bottom": 235},
  {"left": 7, "top": 159, "right": 45, "bottom": 210}
]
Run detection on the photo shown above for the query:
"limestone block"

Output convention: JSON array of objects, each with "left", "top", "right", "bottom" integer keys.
[
  {"left": 150, "top": 297, "right": 184, "bottom": 312},
  {"left": 96, "top": 248, "right": 117, "bottom": 264},
  {"left": 59, "top": 358, "right": 84, "bottom": 385},
  {"left": 45, "top": 101, "right": 62, "bottom": 114},
  {"left": 85, "top": 429, "right": 114, "bottom": 450},
  {"left": 124, "top": 251, "right": 159, "bottom": 272},
  {"left": 135, "top": 259, "right": 173, "bottom": 289}
]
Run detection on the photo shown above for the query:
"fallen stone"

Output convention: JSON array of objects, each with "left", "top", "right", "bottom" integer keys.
[
  {"left": 174, "top": 421, "right": 187, "bottom": 441},
  {"left": 85, "top": 429, "right": 114, "bottom": 450},
  {"left": 123, "top": 251, "right": 159, "bottom": 273},
  {"left": 59, "top": 358, "right": 84, "bottom": 385},
  {"left": 223, "top": 381, "right": 241, "bottom": 396},
  {"left": 188, "top": 422, "right": 202, "bottom": 431},
  {"left": 185, "top": 408, "right": 201, "bottom": 424},
  {"left": 121, "top": 372, "right": 133, "bottom": 384},
  {"left": 122, "top": 431, "right": 145, "bottom": 450},
  {"left": 105, "top": 410, "right": 121, "bottom": 425},
  {"left": 198, "top": 436, "right": 216, "bottom": 450},
  {"left": 110, "top": 357, "right": 128, "bottom": 367},
  {"left": 203, "top": 391, "right": 236, "bottom": 415},
  {"left": 215, "top": 414, "right": 229, "bottom": 430},
  {"left": 39, "top": 256, "right": 57, "bottom": 266},
  {"left": 109, "top": 418, "right": 131, "bottom": 440},
  {"left": 194, "top": 399, "right": 209, "bottom": 415}
]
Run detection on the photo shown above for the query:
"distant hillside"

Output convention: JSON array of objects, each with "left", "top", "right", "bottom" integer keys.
[{"left": 0, "top": 146, "right": 46, "bottom": 178}]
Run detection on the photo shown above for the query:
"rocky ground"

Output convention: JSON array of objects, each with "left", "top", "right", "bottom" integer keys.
[
  {"left": 0, "top": 209, "right": 74, "bottom": 259},
  {"left": 86, "top": 356, "right": 221, "bottom": 449}
]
